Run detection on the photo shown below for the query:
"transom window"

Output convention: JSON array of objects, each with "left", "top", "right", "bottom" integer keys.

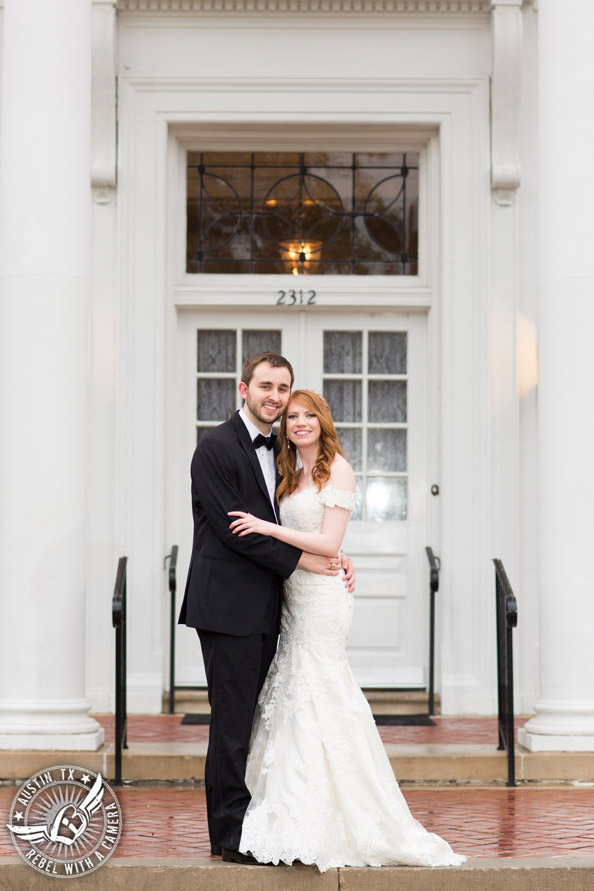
[{"left": 187, "top": 151, "right": 419, "bottom": 275}]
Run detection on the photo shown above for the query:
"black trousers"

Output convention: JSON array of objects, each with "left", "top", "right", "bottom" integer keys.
[{"left": 197, "top": 587, "right": 281, "bottom": 851}]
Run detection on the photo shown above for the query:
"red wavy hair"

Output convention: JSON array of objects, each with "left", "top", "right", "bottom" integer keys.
[{"left": 277, "top": 390, "right": 343, "bottom": 502}]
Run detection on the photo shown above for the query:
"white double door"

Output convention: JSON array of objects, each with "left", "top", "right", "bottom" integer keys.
[{"left": 171, "top": 308, "right": 431, "bottom": 689}]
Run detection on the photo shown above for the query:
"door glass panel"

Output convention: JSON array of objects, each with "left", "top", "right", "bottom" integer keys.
[
  {"left": 197, "top": 379, "right": 236, "bottom": 421},
  {"left": 353, "top": 476, "right": 363, "bottom": 521},
  {"left": 368, "top": 331, "right": 407, "bottom": 374},
  {"left": 196, "top": 326, "right": 282, "bottom": 442},
  {"left": 368, "top": 429, "right": 407, "bottom": 473},
  {"left": 323, "top": 331, "right": 363, "bottom": 374},
  {"left": 337, "top": 428, "right": 363, "bottom": 472},
  {"left": 366, "top": 477, "right": 407, "bottom": 522},
  {"left": 368, "top": 380, "right": 407, "bottom": 423},
  {"left": 242, "top": 329, "right": 282, "bottom": 362},
  {"left": 323, "top": 328, "right": 409, "bottom": 520},
  {"left": 197, "top": 330, "right": 236, "bottom": 372},
  {"left": 324, "top": 380, "right": 362, "bottom": 423}
]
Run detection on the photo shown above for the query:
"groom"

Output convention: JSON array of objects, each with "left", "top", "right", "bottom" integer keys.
[{"left": 179, "top": 351, "right": 354, "bottom": 865}]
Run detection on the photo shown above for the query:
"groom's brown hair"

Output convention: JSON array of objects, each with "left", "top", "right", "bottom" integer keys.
[{"left": 241, "top": 352, "right": 295, "bottom": 388}]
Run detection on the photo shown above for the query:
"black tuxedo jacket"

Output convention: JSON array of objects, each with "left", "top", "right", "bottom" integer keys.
[{"left": 178, "top": 411, "right": 302, "bottom": 636}]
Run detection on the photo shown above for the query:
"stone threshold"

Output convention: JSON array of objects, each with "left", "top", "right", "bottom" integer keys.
[
  {"left": 2, "top": 743, "right": 594, "bottom": 784},
  {"left": 165, "top": 688, "right": 439, "bottom": 716},
  {"left": 1, "top": 857, "right": 594, "bottom": 891}
]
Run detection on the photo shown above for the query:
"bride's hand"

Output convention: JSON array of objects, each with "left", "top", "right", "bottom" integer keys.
[{"left": 228, "top": 511, "right": 273, "bottom": 537}]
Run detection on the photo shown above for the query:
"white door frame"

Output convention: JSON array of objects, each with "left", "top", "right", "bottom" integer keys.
[{"left": 114, "top": 70, "right": 493, "bottom": 713}]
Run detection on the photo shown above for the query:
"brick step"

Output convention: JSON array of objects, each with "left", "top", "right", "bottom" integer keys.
[
  {"left": 3, "top": 742, "right": 594, "bottom": 784},
  {"left": 2, "top": 858, "right": 593, "bottom": 891},
  {"left": 164, "top": 688, "right": 439, "bottom": 716},
  {"left": 3, "top": 785, "right": 593, "bottom": 885}
]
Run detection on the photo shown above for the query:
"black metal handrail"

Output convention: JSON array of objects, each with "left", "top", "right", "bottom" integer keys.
[
  {"left": 425, "top": 547, "right": 439, "bottom": 716},
  {"left": 164, "top": 546, "right": 179, "bottom": 714},
  {"left": 493, "top": 558, "right": 518, "bottom": 787},
  {"left": 111, "top": 556, "right": 128, "bottom": 786}
]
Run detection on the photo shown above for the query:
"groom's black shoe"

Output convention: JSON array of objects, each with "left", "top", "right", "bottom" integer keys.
[
  {"left": 210, "top": 844, "right": 222, "bottom": 856},
  {"left": 221, "top": 848, "right": 273, "bottom": 866}
]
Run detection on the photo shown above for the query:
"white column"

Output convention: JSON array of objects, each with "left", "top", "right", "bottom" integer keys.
[
  {"left": 0, "top": 0, "right": 103, "bottom": 748},
  {"left": 518, "top": 0, "right": 594, "bottom": 751}
]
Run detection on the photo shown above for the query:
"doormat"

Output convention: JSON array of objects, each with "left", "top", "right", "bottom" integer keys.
[
  {"left": 373, "top": 714, "right": 436, "bottom": 726},
  {"left": 182, "top": 713, "right": 436, "bottom": 727}
]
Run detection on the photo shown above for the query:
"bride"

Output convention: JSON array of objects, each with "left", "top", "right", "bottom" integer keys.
[{"left": 228, "top": 389, "right": 465, "bottom": 872}]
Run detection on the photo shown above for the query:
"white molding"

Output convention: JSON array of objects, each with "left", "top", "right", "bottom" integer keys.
[
  {"left": 86, "top": 686, "right": 115, "bottom": 714},
  {"left": 92, "top": 1, "right": 117, "bottom": 202},
  {"left": 124, "top": 76, "right": 487, "bottom": 95},
  {"left": 117, "top": 0, "right": 491, "bottom": 13},
  {"left": 116, "top": 73, "right": 495, "bottom": 714},
  {"left": 0, "top": 730, "right": 105, "bottom": 751},
  {"left": 127, "top": 673, "right": 166, "bottom": 713},
  {"left": 173, "top": 281, "right": 432, "bottom": 309},
  {"left": 519, "top": 701, "right": 594, "bottom": 751},
  {"left": 518, "top": 732, "right": 594, "bottom": 753},
  {"left": 490, "top": 0, "right": 523, "bottom": 205},
  {"left": 441, "top": 674, "right": 498, "bottom": 714},
  {"left": 162, "top": 114, "right": 441, "bottom": 288},
  {"left": 0, "top": 701, "right": 105, "bottom": 751}
]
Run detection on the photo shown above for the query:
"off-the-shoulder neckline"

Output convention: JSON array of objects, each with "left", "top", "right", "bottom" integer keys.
[{"left": 287, "top": 484, "right": 356, "bottom": 499}]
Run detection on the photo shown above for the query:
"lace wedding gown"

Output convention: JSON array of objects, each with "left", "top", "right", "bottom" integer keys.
[{"left": 239, "top": 485, "right": 465, "bottom": 872}]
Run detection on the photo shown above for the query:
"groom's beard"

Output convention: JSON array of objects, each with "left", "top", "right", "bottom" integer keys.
[{"left": 244, "top": 395, "right": 285, "bottom": 428}]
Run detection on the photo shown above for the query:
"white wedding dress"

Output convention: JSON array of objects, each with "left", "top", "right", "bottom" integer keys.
[{"left": 239, "top": 485, "right": 466, "bottom": 872}]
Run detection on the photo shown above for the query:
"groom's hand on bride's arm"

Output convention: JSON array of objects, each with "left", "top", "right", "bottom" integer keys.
[{"left": 341, "top": 553, "right": 355, "bottom": 594}]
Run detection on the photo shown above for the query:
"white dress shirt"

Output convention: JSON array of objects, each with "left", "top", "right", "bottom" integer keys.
[{"left": 238, "top": 408, "right": 278, "bottom": 520}]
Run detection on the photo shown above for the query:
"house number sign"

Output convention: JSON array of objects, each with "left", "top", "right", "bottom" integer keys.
[{"left": 276, "top": 289, "right": 317, "bottom": 306}]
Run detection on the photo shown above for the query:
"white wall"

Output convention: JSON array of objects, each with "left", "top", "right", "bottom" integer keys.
[
  {"left": 81, "top": 5, "right": 539, "bottom": 714},
  {"left": 516, "top": 4, "right": 539, "bottom": 714}
]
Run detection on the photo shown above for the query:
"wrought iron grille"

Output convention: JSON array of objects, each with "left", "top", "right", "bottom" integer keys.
[{"left": 186, "top": 151, "right": 419, "bottom": 275}]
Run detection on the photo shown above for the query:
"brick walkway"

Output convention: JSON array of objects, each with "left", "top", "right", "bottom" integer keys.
[
  {"left": 3, "top": 716, "right": 592, "bottom": 864},
  {"left": 2, "top": 785, "right": 594, "bottom": 860}
]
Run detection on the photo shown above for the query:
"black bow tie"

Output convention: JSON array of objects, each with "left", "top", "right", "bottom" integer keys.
[{"left": 253, "top": 433, "right": 276, "bottom": 451}]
